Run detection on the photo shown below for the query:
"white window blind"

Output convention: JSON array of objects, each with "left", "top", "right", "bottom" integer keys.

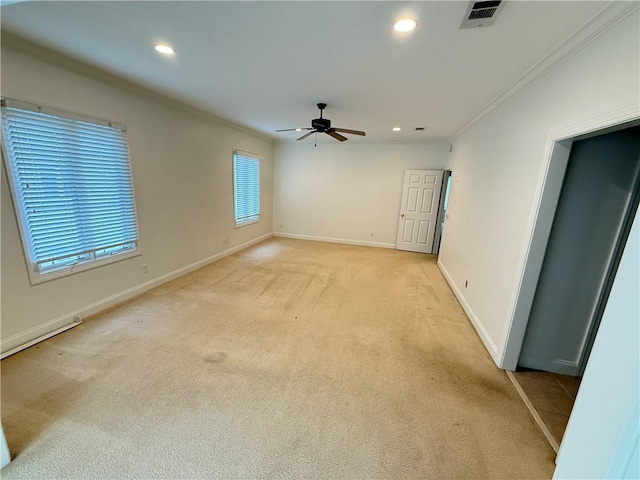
[
  {"left": 1, "top": 99, "right": 140, "bottom": 281},
  {"left": 233, "top": 150, "right": 260, "bottom": 226}
]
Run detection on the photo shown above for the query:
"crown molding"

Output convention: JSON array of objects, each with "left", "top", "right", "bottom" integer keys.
[
  {"left": 0, "top": 31, "right": 276, "bottom": 144},
  {"left": 549, "top": 101, "right": 640, "bottom": 142},
  {"left": 447, "top": 1, "right": 639, "bottom": 143}
]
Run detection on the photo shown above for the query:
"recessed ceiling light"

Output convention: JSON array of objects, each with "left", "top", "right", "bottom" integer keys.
[
  {"left": 393, "top": 18, "right": 418, "bottom": 32},
  {"left": 154, "top": 44, "right": 175, "bottom": 55},
  {"left": 392, "top": 127, "right": 402, "bottom": 132}
]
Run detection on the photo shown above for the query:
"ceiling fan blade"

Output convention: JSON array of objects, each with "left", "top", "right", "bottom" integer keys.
[
  {"left": 297, "top": 130, "right": 317, "bottom": 141},
  {"left": 276, "top": 127, "right": 314, "bottom": 132},
  {"left": 327, "top": 131, "right": 348, "bottom": 142},
  {"left": 332, "top": 128, "right": 366, "bottom": 136}
]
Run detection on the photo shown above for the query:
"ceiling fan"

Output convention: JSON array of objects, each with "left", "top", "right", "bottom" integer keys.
[{"left": 276, "top": 103, "right": 366, "bottom": 142}]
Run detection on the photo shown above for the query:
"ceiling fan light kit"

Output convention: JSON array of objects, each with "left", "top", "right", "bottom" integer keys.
[{"left": 276, "top": 103, "right": 366, "bottom": 145}]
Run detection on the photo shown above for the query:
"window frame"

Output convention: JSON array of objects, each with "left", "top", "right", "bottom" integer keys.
[
  {"left": 1, "top": 98, "right": 141, "bottom": 285},
  {"left": 232, "top": 149, "right": 261, "bottom": 228}
]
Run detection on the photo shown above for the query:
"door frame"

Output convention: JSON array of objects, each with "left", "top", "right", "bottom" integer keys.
[
  {"left": 500, "top": 102, "right": 640, "bottom": 370},
  {"left": 432, "top": 170, "right": 452, "bottom": 255}
]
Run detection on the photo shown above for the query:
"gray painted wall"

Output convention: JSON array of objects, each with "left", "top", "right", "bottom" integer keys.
[{"left": 519, "top": 126, "right": 640, "bottom": 375}]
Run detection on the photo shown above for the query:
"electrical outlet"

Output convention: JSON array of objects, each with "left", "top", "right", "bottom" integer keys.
[
  {"left": 142, "top": 264, "right": 148, "bottom": 273},
  {"left": 223, "top": 238, "right": 229, "bottom": 245},
  {"left": 370, "top": 232, "right": 374, "bottom": 237},
  {"left": 279, "top": 224, "right": 283, "bottom": 229}
]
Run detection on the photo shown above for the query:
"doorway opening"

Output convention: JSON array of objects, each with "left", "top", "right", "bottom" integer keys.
[
  {"left": 433, "top": 170, "right": 452, "bottom": 255},
  {"left": 502, "top": 105, "right": 640, "bottom": 373},
  {"left": 509, "top": 122, "right": 640, "bottom": 451}
]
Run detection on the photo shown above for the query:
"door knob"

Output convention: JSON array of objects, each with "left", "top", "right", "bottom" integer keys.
[{"left": 401, "top": 214, "right": 405, "bottom": 218}]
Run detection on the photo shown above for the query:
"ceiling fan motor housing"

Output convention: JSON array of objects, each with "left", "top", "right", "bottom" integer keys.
[
  {"left": 311, "top": 117, "right": 331, "bottom": 132},
  {"left": 276, "top": 103, "right": 364, "bottom": 141}
]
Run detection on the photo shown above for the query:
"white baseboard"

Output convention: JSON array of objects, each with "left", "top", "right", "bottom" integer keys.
[
  {"left": 0, "top": 317, "right": 83, "bottom": 360},
  {"left": 552, "top": 360, "right": 578, "bottom": 376},
  {"left": 518, "top": 355, "right": 579, "bottom": 376},
  {"left": 273, "top": 232, "right": 395, "bottom": 249},
  {"left": 0, "top": 233, "right": 272, "bottom": 357},
  {"left": 437, "top": 259, "right": 501, "bottom": 365}
]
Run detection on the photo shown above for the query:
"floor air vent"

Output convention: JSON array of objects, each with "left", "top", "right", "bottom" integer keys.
[{"left": 459, "top": 0, "right": 505, "bottom": 29}]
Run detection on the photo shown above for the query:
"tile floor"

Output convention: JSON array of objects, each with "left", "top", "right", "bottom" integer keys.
[{"left": 512, "top": 369, "right": 581, "bottom": 445}]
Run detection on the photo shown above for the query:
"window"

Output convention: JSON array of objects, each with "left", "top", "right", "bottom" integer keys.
[
  {"left": 1, "top": 99, "right": 140, "bottom": 284},
  {"left": 233, "top": 150, "right": 260, "bottom": 226}
]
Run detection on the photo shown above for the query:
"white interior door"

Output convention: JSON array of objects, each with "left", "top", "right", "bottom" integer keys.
[{"left": 396, "top": 170, "right": 443, "bottom": 253}]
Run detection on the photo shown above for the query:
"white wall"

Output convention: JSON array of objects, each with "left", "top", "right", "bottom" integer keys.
[
  {"left": 1, "top": 39, "right": 274, "bottom": 353},
  {"left": 553, "top": 209, "right": 639, "bottom": 479},
  {"left": 274, "top": 142, "right": 449, "bottom": 247},
  {"left": 437, "top": 8, "right": 639, "bottom": 478},
  {"left": 438, "top": 10, "right": 640, "bottom": 364}
]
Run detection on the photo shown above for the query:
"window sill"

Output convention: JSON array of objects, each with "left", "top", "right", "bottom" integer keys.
[
  {"left": 234, "top": 218, "right": 260, "bottom": 229},
  {"left": 28, "top": 249, "right": 141, "bottom": 285}
]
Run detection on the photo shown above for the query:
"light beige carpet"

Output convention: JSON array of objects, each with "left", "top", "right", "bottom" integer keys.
[{"left": 1, "top": 238, "right": 555, "bottom": 479}]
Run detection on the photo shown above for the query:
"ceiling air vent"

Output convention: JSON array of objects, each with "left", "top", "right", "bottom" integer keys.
[{"left": 459, "top": 0, "right": 505, "bottom": 29}]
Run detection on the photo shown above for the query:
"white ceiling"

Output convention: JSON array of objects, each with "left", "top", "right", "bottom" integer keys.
[{"left": 1, "top": 1, "right": 610, "bottom": 143}]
